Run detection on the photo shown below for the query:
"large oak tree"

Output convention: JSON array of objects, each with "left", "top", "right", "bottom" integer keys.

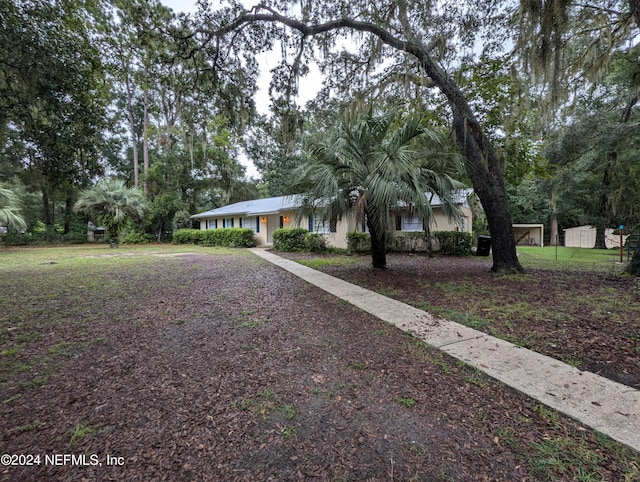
[{"left": 187, "top": 1, "right": 523, "bottom": 273}]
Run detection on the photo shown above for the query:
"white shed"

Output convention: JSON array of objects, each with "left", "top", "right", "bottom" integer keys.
[
  {"left": 564, "top": 225, "right": 629, "bottom": 248},
  {"left": 513, "top": 224, "right": 544, "bottom": 247}
]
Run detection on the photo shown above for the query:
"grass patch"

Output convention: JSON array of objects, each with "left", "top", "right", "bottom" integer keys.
[
  {"left": 465, "top": 371, "right": 487, "bottom": 388},
  {"left": 403, "top": 337, "right": 452, "bottom": 374},
  {"left": 349, "top": 361, "right": 367, "bottom": 371},
  {"left": 241, "top": 320, "right": 260, "bottom": 329},
  {"left": 68, "top": 422, "right": 96, "bottom": 447},
  {"left": 3, "top": 393, "right": 22, "bottom": 404},
  {"left": 529, "top": 436, "right": 604, "bottom": 481},
  {"left": 231, "top": 388, "right": 296, "bottom": 424},
  {"left": 296, "top": 256, "right": 359, "bottom": 269},
  {"left": 14, "top": 419, "right": 41, "bottom": 433},
  {"left": 282, "top": 424, "right": 296, "bottom": 440},
  {"left": 396, "top": 396, "right": 417, "bottom": 408},
  {"left": 517, "top": 246, "right": 623, "bottom": 271},
  {"left": 48, "top": 342, "right": 78, "bottom": 358}
]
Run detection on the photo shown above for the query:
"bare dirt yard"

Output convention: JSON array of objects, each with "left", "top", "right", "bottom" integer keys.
[{"left": 1, "top": 246, "right": 639, "bottom": 481}]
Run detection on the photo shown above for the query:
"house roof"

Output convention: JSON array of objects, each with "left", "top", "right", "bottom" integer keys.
[
  {"left": 191, "top": 195, "right": 303, "bottom": 219},
  {"left": 191, "top": 189, "right": 474, "bottom": 219}
]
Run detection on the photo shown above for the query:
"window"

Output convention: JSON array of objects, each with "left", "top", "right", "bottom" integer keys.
[
  {"left": 243, "top": 217, "right": 258, "bottom": 233},
  {"left": 361, "top": 216, "right": 369, "bottom": 233},
  {"left": 222, "top": 218, "right": 234, "bottom": 228},
  {"left": 400, "top": 215, "right": 423, "bottom": 232},
  {"left": 309, "top": 214, "right": 329, "bottom": 234},
  {"left": 206, "top": 219, "right": 218, "bottom": 230}
]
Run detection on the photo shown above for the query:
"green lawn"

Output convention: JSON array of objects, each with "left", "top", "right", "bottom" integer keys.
[{"left": 517, "top": 246, "right": 629, "bottom": 271}]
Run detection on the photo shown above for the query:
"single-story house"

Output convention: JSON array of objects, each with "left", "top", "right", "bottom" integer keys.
[
  {"left": 564, "top": 225, "right": 629, "bottom": 249},
  {"left": 513, "top": 224, "right": 544, "bottom": 247},
  {"left": 191, "top": 190, "right": 474, "bottom": 249}
]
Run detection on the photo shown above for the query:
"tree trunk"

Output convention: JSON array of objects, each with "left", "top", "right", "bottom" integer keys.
[
  {"left": 593, "top": 152, "right": 614, "bottom": 249},
  {"left": 626, "top": 243, "right": 640, "bottom": 275},
  {"left": 367, "top": 215, "right": 387, "bottom": 269},
  {"left": 594, "top": 220, "right": 607, "bottom": 249},
  {"left": 124, "top": 73, "right": 140, "bottom": 189},
  {"left": 63, "top": 188, "right": 74, "bottom": 235},
  {"left": 450, "top": 110, "right": 522, "bottom": 273},
  {"left": 548, "top": 188, "right": 558, "bottom": 246},
  {"left": 143, "top": 85, "right": 150, "bottom": 198},
  {"left": 549, "top": 215, "right": 559, "bottom": 246},
  {"left": 424, "top": 223, "right": 434, "bottom": 258},
  {"left": 622, "top": 0, "right": 640, "bottom": 275},
  {"left": 41, "top": 187, "right": 55, "bottom": 243}
]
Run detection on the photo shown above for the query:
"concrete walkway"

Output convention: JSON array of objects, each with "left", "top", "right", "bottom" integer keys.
[{"left": 249, "top": 248, "right": 640, "bottom": 453}]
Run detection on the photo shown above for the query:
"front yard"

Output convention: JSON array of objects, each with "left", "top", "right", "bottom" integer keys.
[{"left": 0, "top": 245, "right": 638, "bottom": 480}]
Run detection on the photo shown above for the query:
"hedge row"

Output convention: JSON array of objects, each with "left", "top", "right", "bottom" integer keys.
[
  {"left": 272, "top": 228, "right": 327, "bottom": 252},
  {"left": 432, "top": 231, "right": 473, "bottom": 256},
  {"left": 347, "top": 231, "right": 473, "bottom": 255},
  {"left": 173, "top": 228, "right": 255, "bottom": 247}
]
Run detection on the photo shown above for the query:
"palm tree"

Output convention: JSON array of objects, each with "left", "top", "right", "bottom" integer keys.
[
  {"left": 0, "top": 185, "right": 27, "bottom": 232},
  {"left": 296, "top": 106, "right": 466, "bottom": 268},
  {"left": 74, "top": 179, "right": 147, "bottom": 247}
]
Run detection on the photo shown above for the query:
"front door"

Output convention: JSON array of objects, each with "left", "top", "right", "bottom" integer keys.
[{"left": 267, "top": 215, "right": 278, "bottom": 244}]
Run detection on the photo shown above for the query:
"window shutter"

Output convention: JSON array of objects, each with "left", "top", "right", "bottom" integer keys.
[
  {"left": 396, "top": 215, "right": 402, "bottom": 231},
  {"left": 214, "top": 219, "right": 218, "bottom": 229},
  {"left": 239, "top": 218, "right": 243, "bottom": 228},
  {"left": 308, "top": 215, "right": 313, "bottom": 232},
  {"left": 231, "top": 218, "right": 234, "bottom": 228},
  {"left": 256, "top": 216, "right": 260, "bottom": 233}
]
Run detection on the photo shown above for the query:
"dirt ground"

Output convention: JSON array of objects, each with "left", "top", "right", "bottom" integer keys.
[
  {"left": 282, "top": 252, "right": 640, "bottom": 391},
  {"left": 1, "top": 251, "right": 639, "bottom": 481}
]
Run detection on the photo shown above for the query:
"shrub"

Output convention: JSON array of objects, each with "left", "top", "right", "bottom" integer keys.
[
  {"left": 2, "top": 231, "right": 33, "bottom": 246},
  {"left": 273, "top": 228, "right": 309, "bottom": 251},
  {"left": 63, "top": 231, "right": 89, "bottom": 244},
  {"left": 122, "top": 231, "right": 153, "bottom": 244},
  {"left": 304, "top": 233, "right": 327, "bottom": 253},
  {"left": 432, "top": 231, "right": 473, "bottom": 256},
  {"left": 203, "top": 228, "right": 255, "bottom": 247},
  {"left": 389, "top": 232, "right": 427, "bottom": 252},
  {"left": 347, "top": 232, "right": 371, "bottom": 253},
  {"left": 173, "top": 228, "right": 255, "bottom": 247},
  {"left": 173, "top": 228, "right": 202, "bottom": 245}
]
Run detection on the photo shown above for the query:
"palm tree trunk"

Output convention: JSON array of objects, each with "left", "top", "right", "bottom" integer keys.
[
  {"left": 367, "top": 215, "right": 387, "bottom": 269},
  {"left": 425, "top": 223, "right": 434, "bottom": 258}
]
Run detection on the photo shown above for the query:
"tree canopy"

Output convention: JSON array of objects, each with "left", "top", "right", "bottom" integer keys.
[
  {"left": 2, "top": 0, "right": 640, "bottom": 274},
  {"left": 74, "top": 179, "right": 147, "bottom": 246},
  {"left": 296, "top": 106, "right": 465, "bottom": 268}
]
